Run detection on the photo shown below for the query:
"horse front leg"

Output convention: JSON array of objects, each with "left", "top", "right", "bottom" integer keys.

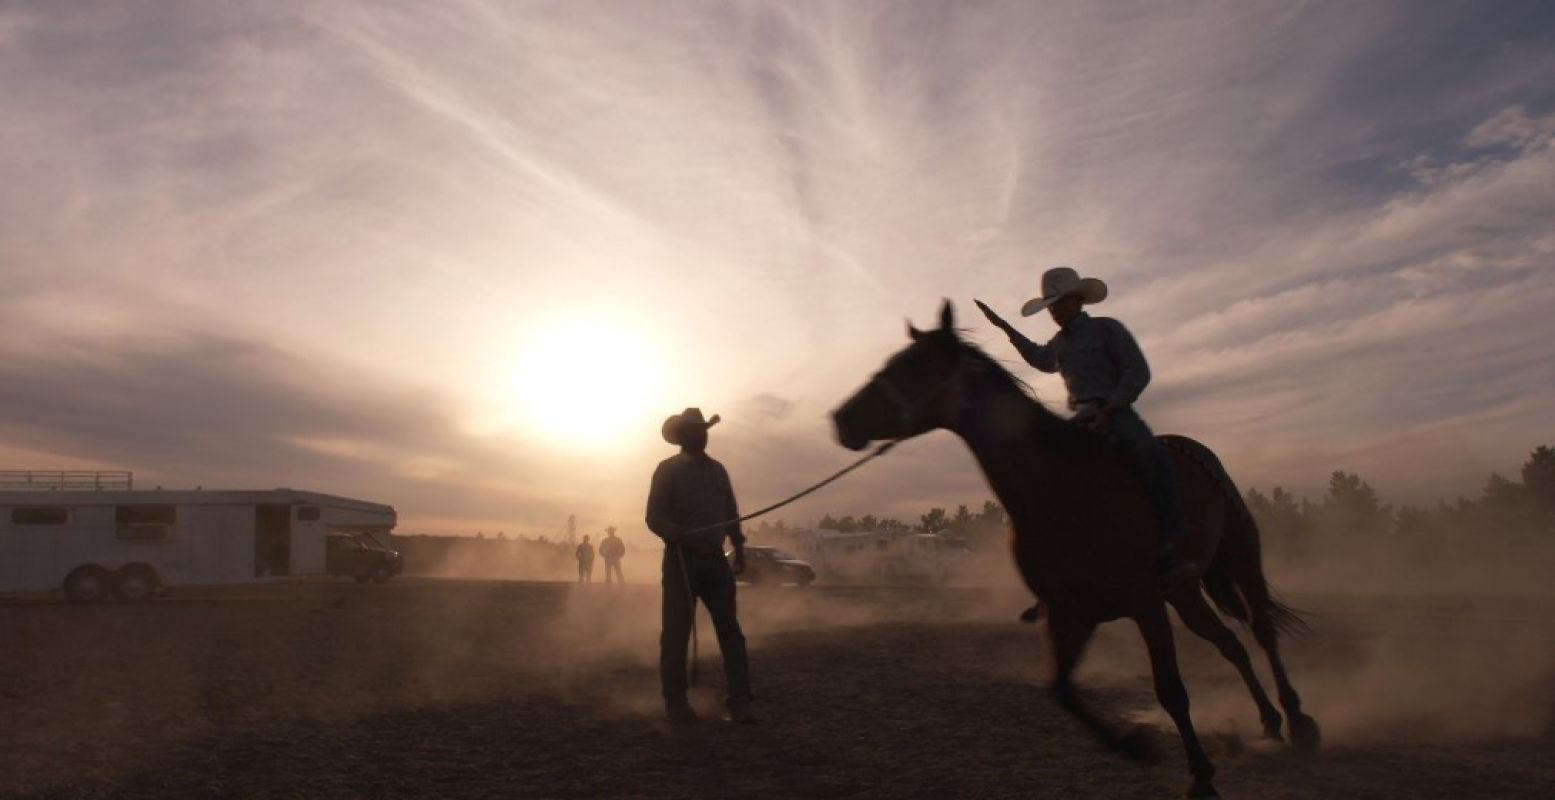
[
  {"left": 1045, "top": 610, "right": 1128, "bottom": 750},
  {"left": 1135, "top": 604, "right": 1218, "bottom": 798}
]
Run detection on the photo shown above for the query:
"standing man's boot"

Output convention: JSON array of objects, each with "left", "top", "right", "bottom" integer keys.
[
  {"left": 666, "top": 697, "right": 698, "bottom": 727},
  {"left": 726, "top": 701, "right": 757, "bottom": 725}
]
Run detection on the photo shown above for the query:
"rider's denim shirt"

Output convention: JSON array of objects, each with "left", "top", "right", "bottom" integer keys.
[{"left": 1007, "top": 311, "right": 1151, "bottom": 409}]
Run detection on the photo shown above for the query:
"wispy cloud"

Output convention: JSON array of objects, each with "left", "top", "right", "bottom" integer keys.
[{"left": 2, "top": 1, "right": 1552, "bottom": 530}]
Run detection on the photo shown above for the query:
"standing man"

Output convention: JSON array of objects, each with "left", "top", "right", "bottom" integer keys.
[
  {"left": 599, "top": 526, "right": 627, "bottom": 585},
  {"left": 575, "top": 534, "right": 595, "bottom": 584},
  {"left": 646, "top": 407, "right": 755, "bottom": 725},
  {"left": 976, "top": 266, "right": 1196, "bottom": 585}
]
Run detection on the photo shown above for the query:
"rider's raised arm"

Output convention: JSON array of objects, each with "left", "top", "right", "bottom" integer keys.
[
  {"left": 978, "top": 298, "right": 1058, "bottom": 373},
  {"left": 1009, "top": 328, "right": 1058, "bottom": 373}
]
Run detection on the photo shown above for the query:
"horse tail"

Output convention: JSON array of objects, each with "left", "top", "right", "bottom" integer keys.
[
  {"left": 1208, "top": 464, "right": 1311, "bottom": 637},
  {"left": 1159, "top": 434, "right": 1311, "bottom": 637},
  {"left": 1201, "top": 558, "right": 1250, "bottom": 622},
  {"left": 1203, "top": 551, "right": 1310, "bottom": 636}
]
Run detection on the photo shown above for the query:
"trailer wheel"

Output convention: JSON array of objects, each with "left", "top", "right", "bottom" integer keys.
[
  {"left": 113, "top": 564, "right": 161, "bottom": 602},
  {"left": 370, "top": 565, "right": 391, "bottom": 583},
  {"left": 63, "top": 565, "right": 112, "bottom": 604}
]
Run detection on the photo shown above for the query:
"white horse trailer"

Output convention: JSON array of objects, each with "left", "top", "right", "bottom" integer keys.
[{"left": 0, "top": 488, "right": 396, "bottom": 602}]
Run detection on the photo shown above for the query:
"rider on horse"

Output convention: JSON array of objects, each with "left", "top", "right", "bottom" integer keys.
[{"left": 977, "top": 266, "right": 1197, "bottom": 586}]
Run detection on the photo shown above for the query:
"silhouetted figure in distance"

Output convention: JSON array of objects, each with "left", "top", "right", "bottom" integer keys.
[
  {"left": 575, "top": 534, "right": 595, "bottom": 584},
  {"left": 599, "top": 526, "right": 626, "bottom": 585}
]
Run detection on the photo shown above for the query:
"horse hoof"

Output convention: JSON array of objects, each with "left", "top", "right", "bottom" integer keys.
[
  {"left": 1289, "top": 713, "right": 1321, "bottom": 754},
  {"left": 1260, "top": 713, "right": 1284, "bottom": 743},
  {"left": 1186, "top": 778, "right": 1219, "bottom": 798}
]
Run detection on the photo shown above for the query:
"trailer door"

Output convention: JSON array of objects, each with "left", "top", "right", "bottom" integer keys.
[
  {"left": 254, "top": 505, "right": 291, "bottom": 576},
  {"left": 290, "top": 504, "right": 326, "bottom": 575}
]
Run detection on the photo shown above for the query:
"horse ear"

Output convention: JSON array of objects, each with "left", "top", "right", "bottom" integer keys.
[
  {"left": 939, "top": 299, "right": 955, "bottom": 331},
  {"left": 907, "top": 320, "right": 925, "bottom": 341}
]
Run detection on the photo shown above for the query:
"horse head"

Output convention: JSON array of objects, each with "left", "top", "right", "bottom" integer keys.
[{"left": 832, "top": 300, "right": 978, "bottom": 450}]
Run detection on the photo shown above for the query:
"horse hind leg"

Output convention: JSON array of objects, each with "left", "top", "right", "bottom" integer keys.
[
  {"left": 1172, "top": 590, "right": 1284, "bottom": 741},
  {"left": 1136, "top": 604, "right": 1218, "bottom": 798},
  {"left": 1238, "top": 567, "right": 1321, "bottom": 753}
]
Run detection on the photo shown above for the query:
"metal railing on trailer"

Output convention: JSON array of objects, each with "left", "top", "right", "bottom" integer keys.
[{"left": 0, "top": 471, "right": 134, "bottom": 491}]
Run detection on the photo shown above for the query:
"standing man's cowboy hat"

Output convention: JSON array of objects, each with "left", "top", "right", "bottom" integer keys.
[
  {"left": 661, "top": 407, "right": 721, "bottom": 445},
  {"left": 1020, "top": 266, "right": 1109, "bottom": 317}
]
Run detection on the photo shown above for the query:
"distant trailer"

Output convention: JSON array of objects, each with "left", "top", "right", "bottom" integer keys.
[{"left": 0, "top": 488, "right": 396, "bottom": 602}]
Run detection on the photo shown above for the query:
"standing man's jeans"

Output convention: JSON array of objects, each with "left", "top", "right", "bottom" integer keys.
[
  {"left": 1102, "top": 407, "right": 1187, "bottom": 549},
  {"left": 661, "top": 548, "right": 753, "bottom": 709},
  {"left": 603, "top": 558, "right": 624, "bottom": 585},
  {"left": 577, "top": 561, "right": 593, "bottom": 583}
]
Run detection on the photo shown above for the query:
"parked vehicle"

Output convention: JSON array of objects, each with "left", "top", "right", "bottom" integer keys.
[
  {"left": 756, "top": 528, "right": 971, "bottom": 585},
  {"left": 730, "top": 545, "right": 815, "bottom": 586},
  {"left": 325, "top": 531, "right": 403, "bottom": 583},
  {"left": 0, "top": 486, "right": 397, "bottom": 602}
]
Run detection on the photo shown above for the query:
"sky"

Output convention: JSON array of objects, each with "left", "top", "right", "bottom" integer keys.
[{"left": 1, "top": 1, "right": 1552, "bottom": 536}]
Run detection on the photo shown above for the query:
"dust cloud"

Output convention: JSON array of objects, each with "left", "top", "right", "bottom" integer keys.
[{"left": 389, "top": 514, "right": 1555, "bottom": 751}]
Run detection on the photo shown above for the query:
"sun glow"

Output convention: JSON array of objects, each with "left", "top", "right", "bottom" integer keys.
[{"left": 504, "top": 316, "right": 668, "bottom": 447}]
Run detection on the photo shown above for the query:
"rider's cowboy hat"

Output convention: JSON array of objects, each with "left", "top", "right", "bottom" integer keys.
[
  {"left": 662, "top": 407, "right": 721, "bottom": 445},
  {"left": 1020, "top": 266, "right": 1109, "bottom": 317}
]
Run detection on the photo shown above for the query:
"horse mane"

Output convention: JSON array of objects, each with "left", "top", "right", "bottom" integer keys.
[
  {"left": 943, "top": 329, "right": 1091, "bottom": 451},
  {"left": 947, "top": 328, "right": 1034, "bottom": 394}
]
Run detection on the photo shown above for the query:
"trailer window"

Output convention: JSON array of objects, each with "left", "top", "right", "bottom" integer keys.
[
  {"left": 117, "top": 525, "right": 168, "bottom": 542},
  {"left": 11, "top": 507, "right": 67, "bottom": 525},
  {"left": 297, "top": 506, "right": 320, "bottom": 521},
  {"left": 116, "top": 505, "right": 176, "bottom": 525}
]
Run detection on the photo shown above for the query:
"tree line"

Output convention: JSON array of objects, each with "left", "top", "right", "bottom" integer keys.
[
  {"left": 750, "top": 445, "right": 1555, "bottom": 562},
  {"left": 750, "top": 500, "right": 1011, "bottom": 550},
  {"left": 1245, "top": 445, "right": 1554, "bottom": 564}
]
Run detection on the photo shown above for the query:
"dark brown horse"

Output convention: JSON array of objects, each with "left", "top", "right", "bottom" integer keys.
[{"left": 831, "top": 301, "right": 1318, "bottom": 798}]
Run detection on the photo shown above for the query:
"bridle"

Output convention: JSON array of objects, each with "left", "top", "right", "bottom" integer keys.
[{"left": 866, "top": 354, "right": 980, "bottom": 432}]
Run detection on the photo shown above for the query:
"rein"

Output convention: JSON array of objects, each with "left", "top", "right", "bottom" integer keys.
[
  {"left": 683, "top": 438, "right": 898, "bottom": 536},
  {"left": 680, "top": 363, "right": 965, "bottom": 537}
]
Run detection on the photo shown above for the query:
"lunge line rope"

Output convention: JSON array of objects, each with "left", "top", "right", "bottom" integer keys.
[{"left": 677, "top": 439, "right": 899, "bottom": 687}]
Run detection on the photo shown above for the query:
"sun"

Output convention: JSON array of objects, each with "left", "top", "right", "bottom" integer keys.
[{"left": 505, "top": 316, "right": 668, "bottom": 447}]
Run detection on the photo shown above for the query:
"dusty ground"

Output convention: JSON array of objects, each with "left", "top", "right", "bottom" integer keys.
[{"left": 2, "top": 579, "right": 1553, "bottom": 799}]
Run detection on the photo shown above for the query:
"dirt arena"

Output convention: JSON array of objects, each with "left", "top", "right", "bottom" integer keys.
[{"left": 3, "top": 579, "right": 1553, "bottom": 799}]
